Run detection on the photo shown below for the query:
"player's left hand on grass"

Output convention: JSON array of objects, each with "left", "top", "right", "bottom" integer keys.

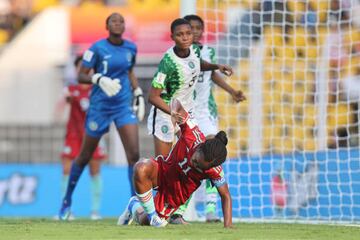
[
  {"left": 218, "top": 64, "right": 233, "bottom": 76},
  {"left": 231, "top": 89, "right": 246, "bottom": 103},
  {"left": 133, "top": 87, "right": 145, "bottom": 121}
]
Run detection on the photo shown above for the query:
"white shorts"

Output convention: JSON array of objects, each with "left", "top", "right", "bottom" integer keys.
[
  {"left": 147, "top": 106, "right": 197, "bottom": 143},
  {"left": 194, "top": 113, "right": 218, "bottom": 137},
  {"left": 147, "top": 106, "right": 175, "bottom": 143}
]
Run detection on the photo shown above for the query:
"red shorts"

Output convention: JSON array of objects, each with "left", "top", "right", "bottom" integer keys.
[
  {"left": 151, "top": 157, "right": 178, "bottom": 219},
  {"left": 154, "top": 191, "right": 178, "bottom": 219},
  {"left": 61, "top": 137, "right": 106, "bottom": 160}
]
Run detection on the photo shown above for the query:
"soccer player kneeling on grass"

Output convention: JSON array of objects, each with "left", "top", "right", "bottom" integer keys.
[{"left": 117, "top": 99, "right": 232, "bottom": 228}]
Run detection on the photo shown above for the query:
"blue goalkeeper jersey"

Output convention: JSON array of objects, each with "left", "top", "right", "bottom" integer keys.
[{"left": 82, "top": 39, "right": 137, "bottom": 112}]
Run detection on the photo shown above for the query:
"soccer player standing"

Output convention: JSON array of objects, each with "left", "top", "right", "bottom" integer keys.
[
  {"left": 118, "top": 99, "right": 233, "bottom": 228},
  {"left": 182, "top": 14, "right": 246, "bottom": 223},
  {"left": 59, "top": 12, "right": 145, "bottom": 220},
  {"left": 60, "top": 56, "right": 107, "bottom": 220},
  {"left": 147, "top": 18, "right": 232, "bottom": 159}
]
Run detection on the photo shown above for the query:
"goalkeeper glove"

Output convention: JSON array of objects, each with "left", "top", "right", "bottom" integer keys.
[
  {"left": 92, "top": 73, "right": 121, "bottom": 97},
  {"left": 133, "top": 87, "right": 145, "bottom": 121}
]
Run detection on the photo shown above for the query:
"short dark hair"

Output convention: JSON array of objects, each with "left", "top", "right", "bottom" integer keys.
[
  {"left": 183, "top": 14, "right": 204, "bottom": 27},
  {"left": 170, "top": 18, "right": 191, "bottom": 33},
  {"left": 106, "top": 12, "right": 121, "bottom": 25},
  {"left": 199, "top": 131, "right": 228, "bottom": 167}
]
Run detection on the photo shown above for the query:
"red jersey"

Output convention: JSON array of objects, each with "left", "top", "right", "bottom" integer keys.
[
  {"left": 64, "top": 85, "right": 91, "bottom": 139},
  {"left": 154, "top": 119, "right": 226, "bottom": 218},
  {"left": 61, "top": 85, "right": 106, "bottom": 160}
]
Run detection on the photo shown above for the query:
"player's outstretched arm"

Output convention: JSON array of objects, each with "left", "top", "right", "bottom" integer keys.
[
  {"left": 217, "top": 183, "right": 233, "bottom": 228},
  {"left": 211, "top": 71, "right": 246, "bottom": 103},
  {"left": 200, "top": 59, "right": 233, "bottom": 76},
  {"left": 170, "top": 99, "right": 188, "bottom": 125}
]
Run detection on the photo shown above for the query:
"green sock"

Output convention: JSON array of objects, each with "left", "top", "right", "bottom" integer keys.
[
  {"left": 90, "top": 174, "right": 102, "bottom": 213},
  {"left": 205, "top": 179, "right": 218, "bottom": 214},
  {"left": 174, "top": 195, "right": 192, "bottom": 215},
  {"left": 61, "top": 175, "right": 69, "bottom": 199}
]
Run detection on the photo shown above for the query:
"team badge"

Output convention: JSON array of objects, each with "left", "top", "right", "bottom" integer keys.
[
  {"left": 161, "top": 125, "right": 169, "bottom": 134},
  {"left": 188, "top": 61, "right": 195, "bottom": 69},
  {"left": 89, "top": 121, "right": 98, "bottom": 131}
]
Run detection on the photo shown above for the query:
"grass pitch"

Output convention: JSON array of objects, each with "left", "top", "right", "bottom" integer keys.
[{"left": 0, "top": 218, "right": 359, "bottom": 240}]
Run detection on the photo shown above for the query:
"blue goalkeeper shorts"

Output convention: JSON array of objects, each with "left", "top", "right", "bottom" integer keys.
[{"left": 85, "top": 105, "right": 138, "bottom": 138}]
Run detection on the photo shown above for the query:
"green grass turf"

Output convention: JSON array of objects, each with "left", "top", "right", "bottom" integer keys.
[{"left": 0, "top": 218, "right": 359, "bottom": 240}]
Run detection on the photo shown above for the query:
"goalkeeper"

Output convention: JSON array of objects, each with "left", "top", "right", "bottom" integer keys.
[
  {"left": 59, "top": 12, "right": 145, "bottom": 220},
  {"left": 118, "top": 99, "right": 233, "bottom": 228}
]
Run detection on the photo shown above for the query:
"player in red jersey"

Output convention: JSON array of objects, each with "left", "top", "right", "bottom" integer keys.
[
  {"left": 118, "top": 99, "right": 232, "bottom": 228},
  {"left": 60, "top": 56, "right": 106, "bottom": 220}
]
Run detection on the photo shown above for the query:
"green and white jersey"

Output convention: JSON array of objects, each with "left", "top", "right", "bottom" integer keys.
[
  {"left": 194, "top": 45, "right": 218, "bottom": 119},
  {"left": 152, "top": 44, "right": 201, "bottom": 111}
]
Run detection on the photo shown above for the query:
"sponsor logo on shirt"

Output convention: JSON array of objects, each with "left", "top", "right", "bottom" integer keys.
[{"left": 83, "top": 50, "right": 94, "bottom": 62}]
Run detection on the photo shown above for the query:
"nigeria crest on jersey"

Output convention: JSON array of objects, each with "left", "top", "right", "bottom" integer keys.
[{"left": 188, "top": 61, "right": 195, "bottom": 69}]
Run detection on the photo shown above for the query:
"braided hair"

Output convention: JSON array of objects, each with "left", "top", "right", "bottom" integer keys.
[{"left": 199, "top": 131, "right": 228, "bottom": 168}]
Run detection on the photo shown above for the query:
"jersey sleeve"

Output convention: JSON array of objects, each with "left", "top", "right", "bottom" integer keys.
[
  {"left": 151, "top": 54, "right": 173, "bottom": 89},
  {"left": 207, "top": 165, "right": 226, "bottom": 188},
  {"left": 81, "top": 44, "right": 98, "bottom": 70},
  {"left": 178, "top": 117, "right": 206, "bottom": 150}
]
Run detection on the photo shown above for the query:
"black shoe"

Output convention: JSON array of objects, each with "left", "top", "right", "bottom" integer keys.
[{"left": 168, "top": 214, "right": 189, "bottom": 225}]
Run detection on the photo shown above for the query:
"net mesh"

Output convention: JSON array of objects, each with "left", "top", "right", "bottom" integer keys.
[{"left": 197, "top": 0, "right": 360, "bottom": 222}]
